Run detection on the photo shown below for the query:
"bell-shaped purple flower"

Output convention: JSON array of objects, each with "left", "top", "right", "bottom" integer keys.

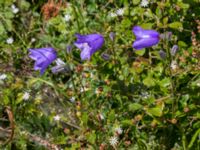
[
  {"left": 132, "top": 26, "right": 160, "bottom": 50},
  {"left": 74, "top": 33, "right": 104, "bottom": 60},
  {"left": 28, "top": 47, "right": 57, "bottom": 75}
]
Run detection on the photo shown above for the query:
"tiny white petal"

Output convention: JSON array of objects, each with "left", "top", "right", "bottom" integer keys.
[{"left": 55, "top": 58, "right": 65, "bottom": 66}]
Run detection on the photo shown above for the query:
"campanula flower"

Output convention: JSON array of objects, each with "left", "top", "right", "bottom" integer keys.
[
  {"left": 29, "top": 47, "right": 57, "bottom": 75},
  {"left": 74, "top": 33, "right": 104, "bottom": 60},
  {"left": 132, "top": 26, "right": 160, "bottom": 50}
]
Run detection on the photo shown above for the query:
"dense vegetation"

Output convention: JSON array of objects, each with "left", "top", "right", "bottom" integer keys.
[{"left": 0, "top": 0, "right": 200, "bottom": 149}]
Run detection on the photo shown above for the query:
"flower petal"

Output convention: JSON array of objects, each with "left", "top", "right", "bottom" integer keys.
[
  {"left": 132, "top": 26, "right": 159, "bottom": 39},
  {"left": 28, "top": 47, "right": 57, "bottom": 74},
  {"left": 132, "top": 37, "right": 159, "bottom": 50},
  {"left": 74, "top": 34, "right": 104, "bottom": 60}
]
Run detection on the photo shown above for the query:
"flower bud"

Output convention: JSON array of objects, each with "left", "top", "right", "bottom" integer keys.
[
  {"left": 170, "top": 45, "right": 179, "bottom": 56},
  {"left": 109, "top": 32, "right": 115, "bottom": 41}
]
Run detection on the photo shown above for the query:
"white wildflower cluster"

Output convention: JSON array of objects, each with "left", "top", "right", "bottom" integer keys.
[
  {"left": 140, "top": 0, "right": 149, "bottom": 7},
  {"left": 11, "top": 4, "right": 19, "bottom": 14},
  {"left": 109, "top": 8, "right": 125, "bottom": 18},
  {"left": 6, "top": 37, "right": 14, "bottom": 44}
]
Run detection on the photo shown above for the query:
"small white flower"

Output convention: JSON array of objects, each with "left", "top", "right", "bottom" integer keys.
[
  {"left": 11, "top": 4, "right": 19, "bottom": 14},
  {"left": 53, "top": 115, "right": 61, "bottom": 121},
  {"left": 114, "top": 126, "right": 123, "bottom": 135},
  {"left": 141, "top": 0, "right": 149, "bottom": 7},
  {"left": 69, "top": 97, "right": 75, "bottom": 103},
  {"left": 55, "top": 58, "right": 65, "bottom": 66},
  {"left": 109, "top": 136, "right": 118, "bottom": 146},
  {"left": 109, "top": 12, "right": 117, "bottom": 18},
  {"left": 23, "top": 92, "right": 30, "bottom": 100},
  {"left": 6, "top": 37, "right": 14, "bottom": 44},
  {"left": 31, "top": 38, "right": 36, "bottom": 43},
  {"left": 116, "top": 8, "right": 125, "bottom": 16},
  {"left": 64, "top": 14, "right": 71, "bottom": 22},
  {"left": 171, "top": 61, "right": 178, "bottom": 70},
  {"left": 0, "top": 74, "right": 7, "bottom": 80},
  {"left": 196, "top": 82, "right": 200, "bottom": 87}
]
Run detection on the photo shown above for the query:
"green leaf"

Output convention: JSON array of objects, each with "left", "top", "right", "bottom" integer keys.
[
  {"left": 132, "top": 0, "right": 140, "bottom": 5},
  {"left": 140, "top": 23, "right": 153, "bottom": 29},
  {"left": 86, "top": 131, "right": 96, "bottom": 144},
  {"left": 0, "top": 23, "right": 5, "bottom": 34},
  {"left": 135, "top": 49, "right": 146, "bottom": 56},
  {"left": 159, "top": 78, "right": 170, "bottom": 87},
  {"left": 178, "top": 41, "right": 187, "bottom": 47},
  {"left": 146, "top": 107, "right": 163, "bottom": 117},
  {"left": 121, "top": 119, "right": 133, "bottom": 126},
  {"left": 188, "top": 128, "right": 200, "bottom": 149},
  {"left": 108, "top": 110, "right": 115, "bottom": 122},
  {"left": 81, "top": 112, "right": 88, "bottom": 126},
  {"left": 143, "top": 76, "right": 155, "bottom": 87},
  {"left": 168, "top": 22, "right": 183, "bottom": 29},
  {"left": 129, "top": 103, "right": 142, "bottom": 112}
]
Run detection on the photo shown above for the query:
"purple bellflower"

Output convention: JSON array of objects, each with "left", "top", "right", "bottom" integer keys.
[
  {"left": 74, "top": 33, "right": 104, "bottom": 60},
  {"left": 132, "top": 26, "right": 160, "bottom": 50},
  {"left": 29, "top": 47, "right": 57, "bottom": 75}
]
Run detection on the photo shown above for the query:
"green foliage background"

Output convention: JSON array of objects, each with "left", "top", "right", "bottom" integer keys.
[{"left": 0, "top": 0, "right": 200, "bottom": 149}]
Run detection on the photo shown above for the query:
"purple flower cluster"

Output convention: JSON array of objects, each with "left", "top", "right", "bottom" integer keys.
[{"left": 28, "top": 26, "right": 160, "bottom": 75}]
